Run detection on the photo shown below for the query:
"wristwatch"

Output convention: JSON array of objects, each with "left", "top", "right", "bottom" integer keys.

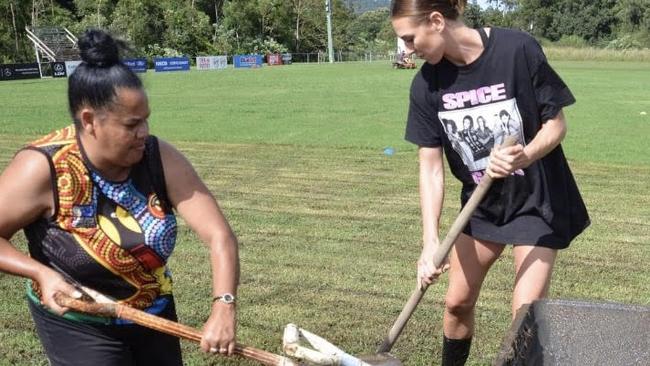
[{"left": 213, "top": 293, "right": 236, "bottom": 304}]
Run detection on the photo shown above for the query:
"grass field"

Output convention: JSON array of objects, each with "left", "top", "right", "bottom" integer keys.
[{"left": 0, "top": 61, "right": 649, "bottom": 365}]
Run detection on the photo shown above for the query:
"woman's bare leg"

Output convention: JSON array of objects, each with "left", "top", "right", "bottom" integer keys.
[
  {"left": 512, "top": 245, "right": 557, "bottom": 316},
  {"left": 443, "top": 234, "right": 504, "bottom": 338}
]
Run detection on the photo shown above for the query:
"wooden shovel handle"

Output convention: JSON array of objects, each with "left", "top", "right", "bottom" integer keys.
[
  {"left": 54, "top": 293, "right": 300, "bottom": 366},
  {"left": 377, "top": 136, "right": 519, "bottom": 353}
]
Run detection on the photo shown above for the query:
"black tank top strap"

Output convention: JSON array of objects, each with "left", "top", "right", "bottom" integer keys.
[
  {"left": 143, "top": 136, "right": 173, "bottom": 213},
  {"left": 477, "top": 27, "right": 489, "bottom": 47}
]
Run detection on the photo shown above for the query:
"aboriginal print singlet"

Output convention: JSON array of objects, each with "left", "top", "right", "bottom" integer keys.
[{"left": 23, "top": 125, "right": 177, "bottom": 317}]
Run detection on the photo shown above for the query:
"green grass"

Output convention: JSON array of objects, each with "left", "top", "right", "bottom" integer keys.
[
  {"left": 0, "top": 61, "right": 649, "bottom": 365},
  {"left": 545, "top": 46, "right": 650, "bottom": 62}
]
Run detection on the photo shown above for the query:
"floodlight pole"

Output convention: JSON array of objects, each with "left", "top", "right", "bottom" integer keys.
[{"left": 325, "top": 0, "right": 334, "bottom": 63}]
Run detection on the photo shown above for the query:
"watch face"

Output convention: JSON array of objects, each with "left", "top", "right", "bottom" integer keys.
[{"left": 221, "top": 293, "right": 235, "bottom": 303}]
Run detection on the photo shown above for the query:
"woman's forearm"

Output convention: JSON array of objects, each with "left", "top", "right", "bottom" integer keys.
[
  {"left": 419, "top": 147, "right": 445, "bottom": 245},
  {"left": 0, "top": 238, "right": 48, "bottom": 281},
  {"left": 209, "top": 234, "right": 240, "bottom": 297}
]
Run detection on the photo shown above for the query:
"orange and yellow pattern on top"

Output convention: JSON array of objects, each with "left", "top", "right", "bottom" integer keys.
[
  {"left": 30, "top": 124, "right": 77, "bottom": 148},
  {"left": 31, "top": 125, "right": 160, "bottom": 309}
]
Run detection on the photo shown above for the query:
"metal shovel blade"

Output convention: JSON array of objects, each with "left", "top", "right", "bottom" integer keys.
[{"left": 359, "top": 353, "right": 402, "bottom": 366}]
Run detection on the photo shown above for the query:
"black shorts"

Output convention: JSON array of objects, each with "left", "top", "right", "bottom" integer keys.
[
  {"left": 464, "top": 214, "right": 571, "bottom": 249},
  {"left": 29, "top": 298, "right": 183, "bottom": 366}
]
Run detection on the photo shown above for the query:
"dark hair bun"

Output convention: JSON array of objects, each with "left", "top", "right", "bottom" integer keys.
[{"left": 78, "top": 29, "right": 122, "bottom": 67}]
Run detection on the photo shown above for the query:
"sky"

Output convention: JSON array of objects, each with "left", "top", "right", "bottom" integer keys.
[{"left": 475, "top": 0, "right": 493, "bottom": 9}]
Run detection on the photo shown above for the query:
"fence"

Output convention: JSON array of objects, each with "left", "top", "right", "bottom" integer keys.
[
  {"left": 190, "top": 52, "right": 401, "bottom": 64},
  {"left": 291, "top": 52, "right": 399, "bottom": 63},
  {"left": 1, "top": 52, "right": 414, "bottom": 81}
]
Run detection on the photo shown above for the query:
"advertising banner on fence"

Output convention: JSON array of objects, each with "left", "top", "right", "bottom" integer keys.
[
  {"left": 282, "top": 53, "right": 293, "bottom": 65},
  {"left": 267, "top": 54, "right": 282, "bottom": 66},
  {"left": 65, "top": 60, "right": 82, "bottom": 76},
  {"left": 196, "top": 56, "right": 228, "bottom": 70},
  {"left": 123, "top": 58, "right": 148, "bottom": 73},
  {"left": 154, "top": 57, "right": 190, "bottom": 72},
  {"left": 52, "top": 62, "right": 67, "bottom": 78},
  {"left": 234, "top": 55, "right": 263, "bottom": 68},
  {"left": 1, "top": 63, "right": 41, "bottom": 81}
]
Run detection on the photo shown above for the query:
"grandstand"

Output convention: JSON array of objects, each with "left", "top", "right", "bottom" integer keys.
[{"left": 25, "top": 26, "right": 79, "bottom": 76}]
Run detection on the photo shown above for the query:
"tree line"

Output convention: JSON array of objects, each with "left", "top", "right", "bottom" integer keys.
[
  {"left": 1, "top": 0, "right": 648, "bottom": 64},
  {"left": 476, "top": 0, "right": 649, "bottom": 49}
]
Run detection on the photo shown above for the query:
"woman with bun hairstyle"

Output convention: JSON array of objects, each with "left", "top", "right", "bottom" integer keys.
[
  {"left": 390, "top": 0, "right": 589, "bottom": 364},
  {"left": 0, "top": 29, "right": 239, "bottom": 365}
]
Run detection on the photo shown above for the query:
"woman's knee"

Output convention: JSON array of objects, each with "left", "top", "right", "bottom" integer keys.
[{"left": 445, "top": 295, "right": 477, "bottom": 317}]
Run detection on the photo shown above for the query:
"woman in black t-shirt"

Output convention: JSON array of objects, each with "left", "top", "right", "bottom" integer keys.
[
  {"left": 391, "top": 1, "right": 589, "bottom": 365},
  {"left": 459, "top": 115, "right": 489, "bottom": 160},
  {"left": 475, "top": 116, "right": 494, "bottom": 149},
  {"left": 496, "top": 110, "right": 519, "bottom": 144}
]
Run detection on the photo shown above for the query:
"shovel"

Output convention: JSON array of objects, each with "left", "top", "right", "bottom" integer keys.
[
  {"left": 284, "top": 136, "right": 518, "bottom": 365},
  {"left": 375, "top": 136, "right": 518, "bottom": 355},
  {"left": 54, "top": 287, "right": 302, "bottom": 366}
]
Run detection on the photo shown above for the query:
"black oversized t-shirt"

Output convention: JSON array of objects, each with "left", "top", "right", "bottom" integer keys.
[{"left": 405, "top": 28, "right": 589, "bottom": 248}]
